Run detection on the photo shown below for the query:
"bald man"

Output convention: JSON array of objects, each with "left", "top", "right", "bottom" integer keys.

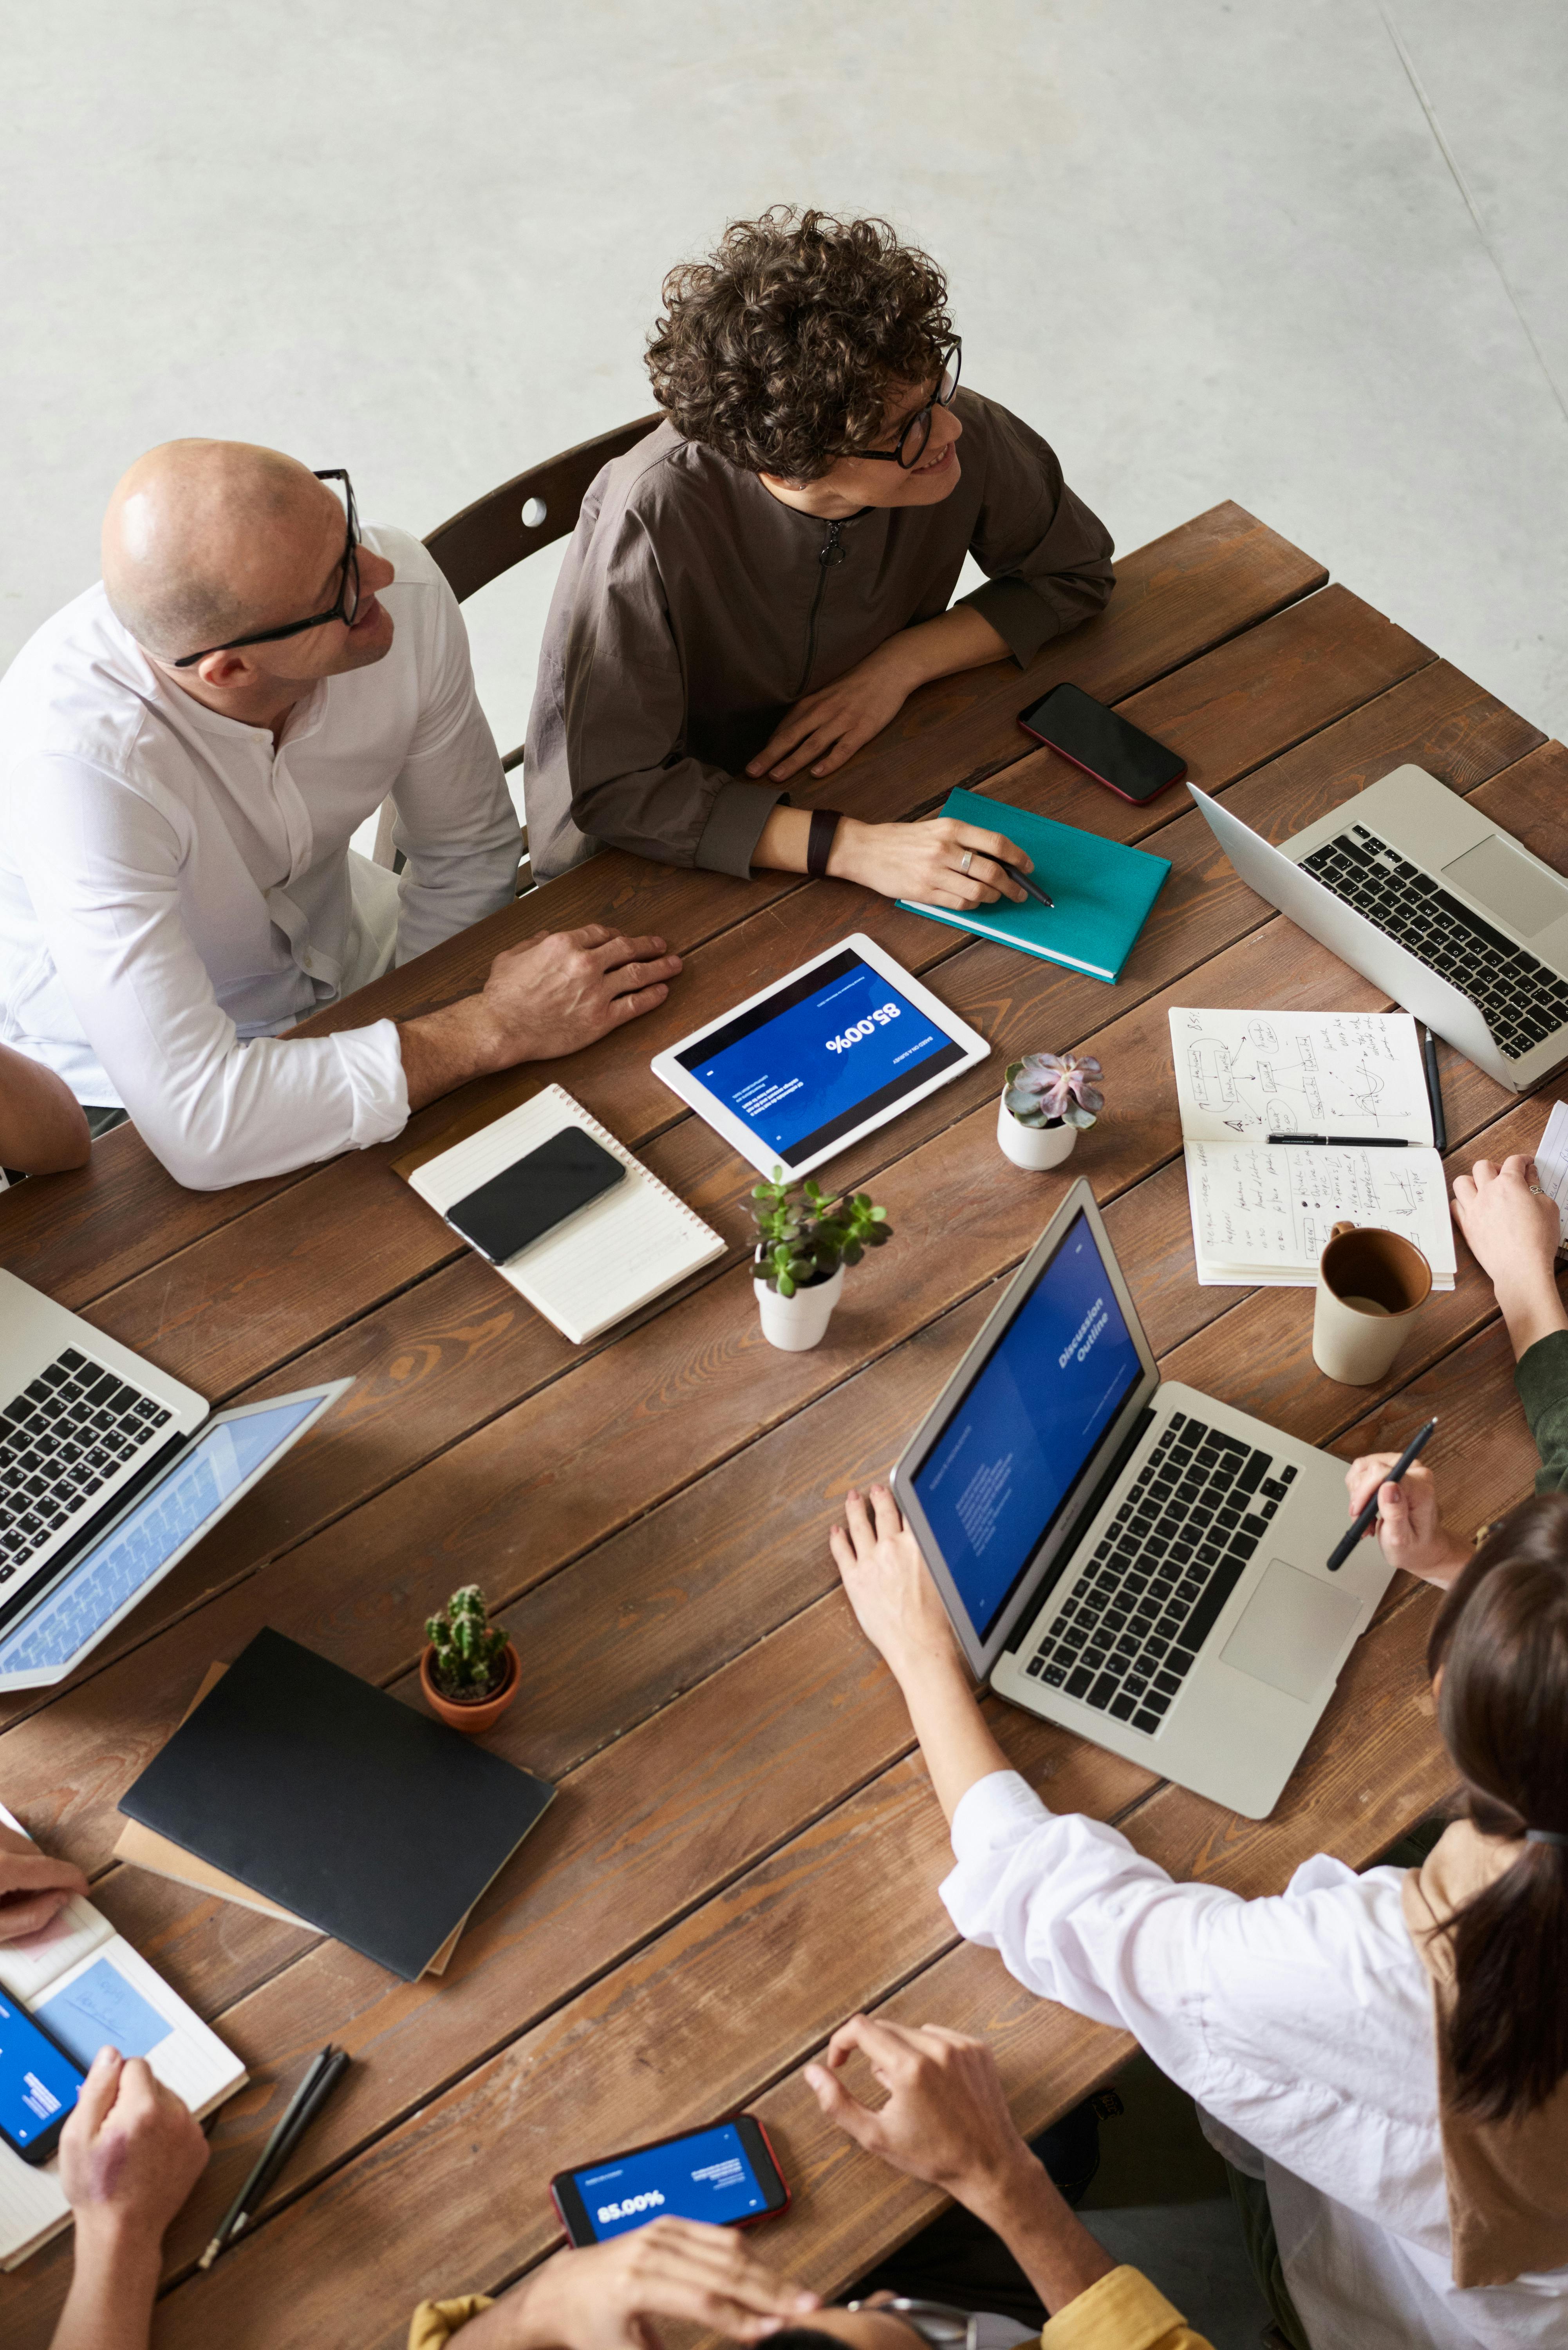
[{"left": 0, "top": 443, "right": 679, "bottom": 1189}]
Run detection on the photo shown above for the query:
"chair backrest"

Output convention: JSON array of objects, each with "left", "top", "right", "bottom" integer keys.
[{"left": 423, "top": 412, "right": 663, "bottom": 602}]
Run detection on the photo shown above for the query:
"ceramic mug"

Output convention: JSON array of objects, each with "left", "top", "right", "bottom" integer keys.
[{"left": 1311, "top": 1220, "right": 1433, "bottom": 1386}]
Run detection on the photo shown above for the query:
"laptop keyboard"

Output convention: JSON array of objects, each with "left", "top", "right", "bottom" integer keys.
[
  {"left": 0, "top": 1347, "right": 172, "bottom": 1582},
  {"left": 1025, "top": 1412, "right": 1295, "bottom": 1735},
  {"left": 1300, "top": 824, "right": 1568, "bottom": 1061}
]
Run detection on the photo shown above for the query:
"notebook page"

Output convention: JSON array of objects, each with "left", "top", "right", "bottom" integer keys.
[
  {"left": 1183, "top": 1141, "right": 1457, "bottom": 1287},
  {"left": 1170, "top": 1008, "right": 1434, "bottom": 1145},
  {"left": 1534, "top": 1099, "right": 1568, "bottom": 1250},
  {"left": 0, "top": 1896, "right": 113, "bottom": 2005},
  {"left": 32, "top": 1937, "right": 244, "bottom": 2118},
  {"left": 409, "top": 1087, "right": 724, "bottom": 1345},
  {"left": 0, "top": 2145, "right": 67, "bottom": 2267}
]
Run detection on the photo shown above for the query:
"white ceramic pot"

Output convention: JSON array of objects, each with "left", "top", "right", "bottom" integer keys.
[
  {"left": 754, "top": 1261, "right": 845, "bottom": 1351},
  {"left": 997, "top": 1096, "right": 1078, "bottom": 1170}
]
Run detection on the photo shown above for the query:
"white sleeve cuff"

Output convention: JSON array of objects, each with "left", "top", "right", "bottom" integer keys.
[
  {"left": 331, "top": 1017, "right": 410, "bottom": 1149},
  {"left": 940, "top": 1770, "right": 1053, "bottom": 1938}
]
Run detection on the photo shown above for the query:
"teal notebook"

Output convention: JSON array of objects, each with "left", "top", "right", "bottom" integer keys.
[{"left": 897, "top": 788, "right": 1172, "bottom": 983}]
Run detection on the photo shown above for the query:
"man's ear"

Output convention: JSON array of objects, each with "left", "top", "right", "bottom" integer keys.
[{"left": 191, "top": 647, "right": 255, "bottom": 691}]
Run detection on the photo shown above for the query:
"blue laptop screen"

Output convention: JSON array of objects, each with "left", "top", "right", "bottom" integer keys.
[
  {"left": 911, "top": 1212, "right": 1144, "bottom": 1641},
  {"left": 0, "top": 1397, "right": 321, "bottom": 1676}
]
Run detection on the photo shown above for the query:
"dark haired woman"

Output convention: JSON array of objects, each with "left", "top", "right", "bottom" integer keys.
[
  {"left": 525, "top": 208, "right": 1113, "bottom": 890},
  {"left": 827, "top": 1323, "right": 1568, "bottom": 2348}
]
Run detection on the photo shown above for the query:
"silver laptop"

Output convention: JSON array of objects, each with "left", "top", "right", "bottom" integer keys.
[
  {"left": 891, "top": 1183, "right": 1392, "bottom": 1818},
  {"left": 1189, "top": 767, "right": 1568, "bottom": 1092},
  {"left": 0, "top": 1267, "right": 347, "bottom": 1688}
]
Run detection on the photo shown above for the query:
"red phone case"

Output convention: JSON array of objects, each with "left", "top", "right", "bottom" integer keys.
[
  {"left": 549, "top": 2116, "right": 790, "bottom": 2243},
  {"left": 1017, "top": 715, "right": 1187, "bottom": 806}
]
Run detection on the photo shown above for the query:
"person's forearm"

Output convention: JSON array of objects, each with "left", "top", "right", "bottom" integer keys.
[
  {"left": 958, "top": 2146, "right": 1115, "bottom": 2316},
  {"left": 50, "top": 2225, "right": 161, "bottom": 2350},
  {"left": 890, "top": 1644, "right": 1012, "bottom": 1825},
  {"left": 882, "top": 605, "right": 1012, "bottom": 689},
  {"left": 397, "top": 997, "right": 505, "bottom": 1114},
  {"left": 0, "top": 1044, "right": 91, "bottom": 1173},
  {"left": 1493, "top": 1271, "right": 1568, "bottom": 1363}
]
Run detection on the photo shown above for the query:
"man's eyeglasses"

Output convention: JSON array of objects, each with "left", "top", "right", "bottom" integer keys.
[
  {"left": 834, "top": 343, "right": 962, "bottom": 470},
  {"left": 173, "top": 469, "right": 361, "bottom": 668}
]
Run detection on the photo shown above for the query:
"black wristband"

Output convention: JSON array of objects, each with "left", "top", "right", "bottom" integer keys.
[{"left": 807, "top": 807, "right": 844, "bottom": 881}]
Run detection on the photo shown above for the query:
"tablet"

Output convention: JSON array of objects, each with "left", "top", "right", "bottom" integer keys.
[{"left": 652, "top": 933, "right": 989, "bottom": 1179}]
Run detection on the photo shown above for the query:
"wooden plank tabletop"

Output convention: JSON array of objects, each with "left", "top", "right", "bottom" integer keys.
[{"left": 1, "top": 500, "right": 1557, "bottom": 2350}]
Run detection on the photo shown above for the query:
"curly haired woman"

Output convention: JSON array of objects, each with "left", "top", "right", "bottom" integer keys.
[{"left": 525, "top": 209, "right": 1115, "bottom": 895}]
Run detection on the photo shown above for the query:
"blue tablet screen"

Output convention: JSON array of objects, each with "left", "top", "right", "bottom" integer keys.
[{"left": 678, "top": 948, "right": 962, "bottom": 1163}]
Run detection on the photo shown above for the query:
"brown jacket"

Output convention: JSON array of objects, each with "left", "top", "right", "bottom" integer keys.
[{"left": 524, "top": 391, "right": 1115, "bottom": 882}]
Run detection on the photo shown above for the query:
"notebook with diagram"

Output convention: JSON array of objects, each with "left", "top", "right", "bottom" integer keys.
[
  {"left": 400, "top": 1086, "right": 724, "bottom": 1346},
  {"left": 1169, "top": 1006, "right": 1457, "bottom": 1288},
  {"left": 0, "top": 1802, "right": 246, "bottom": 2268}
]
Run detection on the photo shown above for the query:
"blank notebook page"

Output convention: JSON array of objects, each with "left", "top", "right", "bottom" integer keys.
[{"left": 407, "top": 1086, "right": 724, "bottom": 1346}]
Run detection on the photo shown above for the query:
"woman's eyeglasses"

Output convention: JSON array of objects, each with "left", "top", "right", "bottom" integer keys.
[{"left": 833, "top": 343, "right": 962, "bottom": 470}]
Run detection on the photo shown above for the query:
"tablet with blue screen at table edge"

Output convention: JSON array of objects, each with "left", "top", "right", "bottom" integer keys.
[{"left": 650, "top": 932, "right": 989, "bottom": 1180}]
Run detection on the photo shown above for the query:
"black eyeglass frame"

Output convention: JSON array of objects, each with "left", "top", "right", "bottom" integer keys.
[
  {"left": 831, "top": 342, "right": 963, "bottom": 470},
  {"left": 172, "top": 468, "right": 361, "bottom": 668}
]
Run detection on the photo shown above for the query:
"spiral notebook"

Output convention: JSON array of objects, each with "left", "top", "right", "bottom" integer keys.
[{"left": 400, "top": 1086, "right": 724, "bottom": 1344}]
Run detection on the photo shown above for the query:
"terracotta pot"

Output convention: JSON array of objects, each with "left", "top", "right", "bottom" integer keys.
[
  {"left": 997, "top": 1095, "right": 1078, "bottom": 1170},
  {"left": 419, "top": 1638, "right": 520, "bottom": 1733}
]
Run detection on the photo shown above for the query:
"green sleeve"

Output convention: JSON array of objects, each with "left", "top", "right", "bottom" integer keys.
[{"left": 1514, "top": 1330, "right": 1568, "bottom": 1492}]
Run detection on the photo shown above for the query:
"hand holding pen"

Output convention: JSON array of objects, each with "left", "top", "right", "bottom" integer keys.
[{"left": 1337, "top": 1423, "right": 1470, "bottom": 1585}]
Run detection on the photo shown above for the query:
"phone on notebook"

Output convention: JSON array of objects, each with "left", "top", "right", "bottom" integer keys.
[
  {"left": 1018, "top": 682, "right": 1187, "bottom": 804},
  {"left": 549, "top": 2115, "right": 789, "bottom": 2245},
  {"left": 0, "top": 1991, "right": 86, "bottom": 2163},
  {"left": 444, "top": 1127, "right": 627, "bottom": 1264}
]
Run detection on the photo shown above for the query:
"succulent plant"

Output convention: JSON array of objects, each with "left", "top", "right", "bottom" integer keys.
[
  {"left": 425, "top": 1584, "right": 509, "bottom": 1700},
  {"left": 1003, "top": 1052, "right": 1105, "bottom": 1131},
  {"left": 748, "top": 1169, "right": 894, "bottom": 1296}
]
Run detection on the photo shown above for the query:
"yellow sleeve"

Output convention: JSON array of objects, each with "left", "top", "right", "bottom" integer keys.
[
  {"left": 408, "top": 2295, "right": 495, "bottom": 2349},
  {"left": 1039, "top": 2265, "right": 1212, "bottom": 2350}
]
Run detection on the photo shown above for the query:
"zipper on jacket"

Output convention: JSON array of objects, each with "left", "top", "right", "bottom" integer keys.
[{"left": 794, "top": 519, "right": 847, "bottom": 700}]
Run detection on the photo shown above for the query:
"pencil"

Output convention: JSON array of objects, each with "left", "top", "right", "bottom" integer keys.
[{"left": 198, "top": 2046, "right": 339, "bottom": 2270}]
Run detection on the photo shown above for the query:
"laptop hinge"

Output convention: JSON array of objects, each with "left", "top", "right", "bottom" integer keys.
[
  {"left": 0, "top": 1431, "right": 188, "bottom": 1638},
  {"left": 1003, "top": 1403, "right": 1157, "bottom": 1655}
]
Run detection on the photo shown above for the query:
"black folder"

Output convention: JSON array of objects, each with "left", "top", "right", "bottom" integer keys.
[{"left": 118, "top": 1628, "right": 555, "bottom": 1981}]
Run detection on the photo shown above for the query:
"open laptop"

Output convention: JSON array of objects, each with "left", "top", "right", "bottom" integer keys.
[
  {"left": 0, "top": 1267, "right": 347, "bottom": 1688},
  {"left": 891, "top": 1182, "right": 1392, "bottom": 1818},
  {"left": 1189, "top": 767, "right": 1568, "bottom": 1092}
]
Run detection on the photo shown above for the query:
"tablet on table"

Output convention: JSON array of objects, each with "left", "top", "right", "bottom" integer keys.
[{"left": 652, "top": 933, "right": 989, "bottom": 1180}]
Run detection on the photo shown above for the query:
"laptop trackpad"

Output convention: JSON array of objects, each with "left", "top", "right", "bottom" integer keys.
[
  {"left": 1443, "top": 835, "right": 1568, "bottom": 937},
  {"left": 1220, "top": 1560, "right": 1362, "bottom": 1701}
]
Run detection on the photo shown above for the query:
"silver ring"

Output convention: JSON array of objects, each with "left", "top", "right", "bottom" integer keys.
[
  {"left": 1531, "top": 1183, "right": 1544, "bottom": 1194},
  {"left": 959, "top": 849, "right": 974, "bottom": 876}
]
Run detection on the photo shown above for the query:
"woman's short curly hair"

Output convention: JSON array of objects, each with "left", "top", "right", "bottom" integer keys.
[{"left": 645, "top": 207, "right": 954, "bottom": 483}]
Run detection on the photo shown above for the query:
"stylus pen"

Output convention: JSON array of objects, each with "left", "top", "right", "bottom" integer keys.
[
  {"left": 198, "top": 2046, "right": 345, "bottom": 2269},
  {"left": 1326, "top": 1417, "right": 1438, "bottom": 1574},
  {"left": 1012, "top": 868, "right": 1056, "bottom": 909},
  {"left": 1423, "top": 1027, "right": 1448, "bottom": 1153},
  {"left": 1267, "top": 1133, "right": 1409, "bottom": 1148}
]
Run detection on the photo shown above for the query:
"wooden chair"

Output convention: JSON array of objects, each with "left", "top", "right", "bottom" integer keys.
[{"left": 372, "top": 412, "right": 662, "bottom": 884}]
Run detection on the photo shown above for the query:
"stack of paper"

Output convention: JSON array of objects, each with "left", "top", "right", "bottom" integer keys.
[{"left": 1169, "top": 1007, "right": 1457, "bottom": 1288}]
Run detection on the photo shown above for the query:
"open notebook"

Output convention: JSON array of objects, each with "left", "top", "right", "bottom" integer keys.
[
  {"left": 400, "top": 1086, "right": 724, "bottom": 1345},
  {"left": 1169, "top": 1006, "right": 1458, "bottom": 1288},
  {"left": 0, "top": 1802, "right": 246, "bottom": 2268}
]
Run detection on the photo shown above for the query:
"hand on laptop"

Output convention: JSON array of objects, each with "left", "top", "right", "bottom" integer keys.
[
  {"left": 1451, "top": 1154, "right": 1568, "bottom": 1362},
  {"left": 1342, "top": 1457, "right": 1470, "bottom": 1589},
  {"left": 455, "top": 2217, "right": 818, "bottom": 2350},
  {"left": 0, "top": 1820, "right": 88, "bottom": 1943}
]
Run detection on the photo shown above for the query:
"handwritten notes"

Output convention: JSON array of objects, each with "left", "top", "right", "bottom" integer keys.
[
  {"left": 1171, "top": 1007, "right": 1434, "bottom": 1144},
  {"left": 1185, "top": 1140, "right": 1455, "bottom": 1285},
  {"left": 1534, "top": 1101, "right": 1568, "bottom": 1251}
]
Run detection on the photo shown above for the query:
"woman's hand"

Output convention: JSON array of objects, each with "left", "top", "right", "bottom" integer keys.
[
  {"left": 0, "top": 1821, "right": 88, "bottom": 1943},
  {"left": 806, "top": 2014, "right": 1032, "bottom": 2205},
  {"left": 467, "top": 2219, "right": 818, "bottom": 2350},
  {"left": 1343, "top": 1456, "right": 1471, "bottom": 1588},
  {"left": 1451, "top": 1155, "right": 1567, "bottom": 1359},
  {"left": 747, "top": 644, "right": 919, "bottom": 783},
  {"left": 829, "top": 814, "right": 1031, "bottom": 908},
  {"left": 830, "top": 1487, "right": 963, "bottom": 1681}
]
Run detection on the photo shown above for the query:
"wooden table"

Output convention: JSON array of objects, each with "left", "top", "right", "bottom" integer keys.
[{"left": 3, "top": 501, "right": 1563, "bottom": 2350}]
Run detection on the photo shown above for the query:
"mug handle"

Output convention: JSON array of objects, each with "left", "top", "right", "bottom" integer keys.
[{"left": 1330, "top": 1220, "right": 1356, "bottom": 1239}]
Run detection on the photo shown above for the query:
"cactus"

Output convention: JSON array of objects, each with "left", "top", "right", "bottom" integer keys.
[{"left": 425, "top": 1584, "right": 509, "bottom": 1700}]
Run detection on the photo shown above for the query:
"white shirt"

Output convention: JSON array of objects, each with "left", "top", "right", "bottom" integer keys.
[
  {"left": 940, "top": 1771, "right": 1568, "bottom": 2350},
  {"left": 0, "top": 527, "right": 520, "bottom": 1189}
]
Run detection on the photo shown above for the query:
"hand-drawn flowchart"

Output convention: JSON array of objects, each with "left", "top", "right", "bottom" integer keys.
[{"left": 1172, "top": 1007, "right": 1434, "bottom": 1143}]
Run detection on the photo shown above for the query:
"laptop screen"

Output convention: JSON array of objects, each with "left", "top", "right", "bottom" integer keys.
[
  {"left": 910, "top": 1209, "right": 1144, "bottom": 1642},
  {"left": 0, "top": 1395, "right": 323, "bottom": 1679}
]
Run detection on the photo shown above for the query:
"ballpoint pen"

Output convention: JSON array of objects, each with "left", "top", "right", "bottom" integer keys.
[
  {"left": 1267, "top": 1133, "right": 1409, "bottom": 1148},
  {"left": 199, "top": 2046, "right": 349, "bottom": 2269},
  {"left": 1326, "top": 1417, "right": 1438, "bottom": 1573},
  {"left": 1423, "top": 1027, "right": 1447, "bottom": 1153},
  {"left": 1013, "top": 869, "right": 1056, "bottom": 910}
]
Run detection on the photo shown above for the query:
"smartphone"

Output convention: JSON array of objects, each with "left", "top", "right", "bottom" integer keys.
[
  {"left": 549, "top": 2115, "right": 789, "bottom": 2245},
  {"left": 1018, "top": 682, "right": 1187, "bottom": 804},
  {"left": 444, "top": 1127, "right": 627, "bottom": 1265},
  {"left": 0, "top": 1990, "right": 87, "bottom": 2163}
]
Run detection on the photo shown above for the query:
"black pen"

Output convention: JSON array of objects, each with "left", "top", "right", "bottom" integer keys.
[
  {"left": 1013, "top": 868, "right": 1056, "bottom": 910},
  {"left": 199, "top": 2046, "right": 348, "bottom": 2269},
  {"left": 1326, "top": 1417, "right": 1438, "bottom": 1573},
  {"left": 1268, "top": 1133, "right": 1409, "bottom": 1148},
  {"left": 1423, "top": 1027, "right": 1447, "bottom": 1153}
]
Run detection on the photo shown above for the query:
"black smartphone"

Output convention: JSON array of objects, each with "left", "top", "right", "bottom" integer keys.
[
  {"left": 1019, "top": 681, "right": 1187, "bottom": 804},
  {"left": 549, "top": 2114, "right": 789, "bottom": 2245},
  {"left": 0, "top": 1989, "right": 87, "bottom": 2163},
  {"left": 444, "top": 1128, "right": 627, "bottom": 1265}
]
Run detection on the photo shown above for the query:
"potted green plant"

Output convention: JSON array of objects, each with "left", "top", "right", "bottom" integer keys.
[
  {"left": 749, "top": 1168, "right": 894, "bottom": 1350},
  {"left": 419, "top": 1584, "right": 520, "bottom": 1733},
  {"left": 998, "top": 1052, "right": 1104, "bottom": 1171}
]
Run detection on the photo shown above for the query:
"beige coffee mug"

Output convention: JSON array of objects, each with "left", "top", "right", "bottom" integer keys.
[{"left": 1312, "top": 1221, "right": 1433, "bottom": 1386}]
